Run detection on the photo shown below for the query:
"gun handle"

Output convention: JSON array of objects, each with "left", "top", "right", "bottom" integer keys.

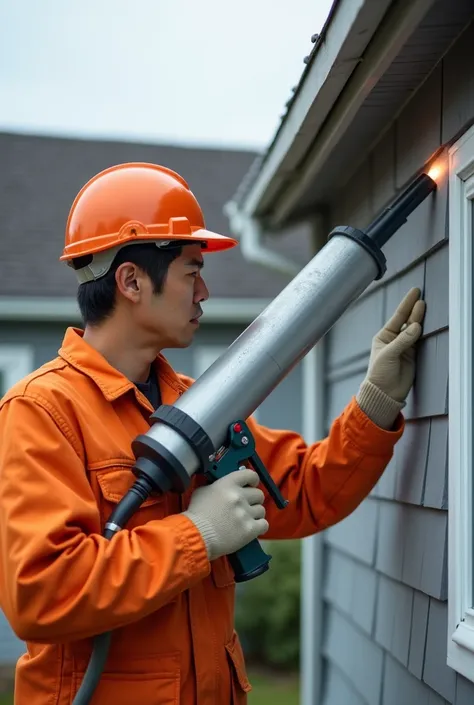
[{"left": 228, "top": 538, "right": 272, "bottom": 582}]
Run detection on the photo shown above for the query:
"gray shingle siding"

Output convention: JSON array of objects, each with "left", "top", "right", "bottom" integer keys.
[
  {"left": 322, "top": 608, "right": 384, "bottom": 705},
  {"left": 321, "top": 13, "right": 474, "bottom": 705},
  {"left": 321, "top": 663, "right": 369, "bottom": 705}
]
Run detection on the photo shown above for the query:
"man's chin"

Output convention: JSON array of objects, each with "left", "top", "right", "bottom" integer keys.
[{"left": 167, "top": 334, "right": 196, "bottom": 350}]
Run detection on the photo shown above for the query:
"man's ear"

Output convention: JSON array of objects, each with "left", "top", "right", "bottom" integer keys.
[{"left": 115, "top": 262, "right": 142, "bottom": 301}]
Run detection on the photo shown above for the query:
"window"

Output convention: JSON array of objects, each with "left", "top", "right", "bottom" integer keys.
[
  {"left": 0, "top": 345, "right": 34, "bottom": 396},
  {"left": 448, "top": 123, "right": 474, "bottom": 681}
]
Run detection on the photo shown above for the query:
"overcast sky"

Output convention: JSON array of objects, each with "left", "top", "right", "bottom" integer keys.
[{"left": 0, "top": 0, "right": 333, "bottom": 151}]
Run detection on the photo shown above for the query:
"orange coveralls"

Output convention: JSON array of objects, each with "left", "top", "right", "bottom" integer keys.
[{"left": 0, "top": 328, "right": 403, "bottom": 704}]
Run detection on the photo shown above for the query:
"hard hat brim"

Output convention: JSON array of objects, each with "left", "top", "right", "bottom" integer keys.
[
  {"left": 192, "top": 229, "right": 239, "bottom": 252},
  {"left": 60, "top": 228, "right": 238, "bottom": 261}
]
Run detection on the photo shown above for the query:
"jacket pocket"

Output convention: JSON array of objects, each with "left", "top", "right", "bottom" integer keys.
[
  {"left": 93, "top": 461, "right": 167, "bottom": 532},
  {"left": 71, "top": 653, "right": 180, "bottom": 705},
  {"left": 225, "top": 630, "right": 252, "bottom": 704}
]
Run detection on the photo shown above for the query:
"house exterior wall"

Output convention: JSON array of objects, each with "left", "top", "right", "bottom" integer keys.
[
  {"left": 319, "top": 19, "right": 474, "bottom": 705},
  {"left": 0, "top": 317, "right": 304, "bottom": 663}
]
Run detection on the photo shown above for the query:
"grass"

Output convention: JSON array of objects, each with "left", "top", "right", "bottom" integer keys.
[
  {"left": 247, "top": 668, "right": 300, "bottom": 705},
  {"left": 0, "top": 670, "right": 300, "bottom": 705}
]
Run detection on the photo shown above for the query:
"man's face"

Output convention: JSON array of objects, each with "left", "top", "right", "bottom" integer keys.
[{"left": 137, "top": 244, "right": 209, "bottom": 349}]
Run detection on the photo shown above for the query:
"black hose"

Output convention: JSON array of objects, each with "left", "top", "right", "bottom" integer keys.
[{"left": 72, "top": 476, "right": 156, "bottom": 705}]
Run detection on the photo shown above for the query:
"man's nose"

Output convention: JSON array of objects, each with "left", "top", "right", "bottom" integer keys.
[{"left": 194, "top": 275, "right": 209, "bottom": 303}]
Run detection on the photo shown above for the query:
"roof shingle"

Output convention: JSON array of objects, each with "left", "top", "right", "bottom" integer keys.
[{"left": 0, "top": 131, "right": 312, "bottom": 300}]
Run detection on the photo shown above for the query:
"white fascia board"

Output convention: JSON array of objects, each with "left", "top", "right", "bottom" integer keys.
[
  {"left": 239, "top": 0, "right": 389, "bottom": 218},
  {"left": 271, "top": 0, "right": 437, "bottom": 225},
  {"left": 239, "top": 0, "right": 435, "bottom": 224},
  {"left": 0, "top": 297, "right": 271, "bottom": 325}
]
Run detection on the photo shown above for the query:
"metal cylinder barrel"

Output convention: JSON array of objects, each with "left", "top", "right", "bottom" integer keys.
[{"left": 141, "top": 234, "right": 380, "bottom": 478}]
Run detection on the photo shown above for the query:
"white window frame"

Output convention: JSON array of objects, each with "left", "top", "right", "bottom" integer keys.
[
  {"left": 448, "top": 122, "right": 474, "bottom": 681},
  {"left": 0, "top": 345, "right": 34, "bottom": 395},
  {"left": 194, "top": 344, "right": 259, "bottom": 421}
]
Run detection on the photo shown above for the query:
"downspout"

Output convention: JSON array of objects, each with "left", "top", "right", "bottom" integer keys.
[
  {"left": 223, "top": 201, "right": 300, "bottom": 277},
  {"left": 300, "top": 216, "right": 327, "bottom": 705}
]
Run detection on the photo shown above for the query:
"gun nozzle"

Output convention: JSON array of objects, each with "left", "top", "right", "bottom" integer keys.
[{"left": 427, "top": 164, "right": 442, "bottom": 183}]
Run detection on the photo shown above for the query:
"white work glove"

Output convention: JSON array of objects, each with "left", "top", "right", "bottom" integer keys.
[
  {"left": 182, "top": 468, "right": 269, "bottom": 561},
  {"left": 356, "top": 287, "right": 425, "bottom": 430}
]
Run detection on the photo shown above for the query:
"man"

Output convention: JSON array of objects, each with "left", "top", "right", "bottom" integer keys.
[{"left": 0, "top": 162, "right": 425, "bottom": 705}]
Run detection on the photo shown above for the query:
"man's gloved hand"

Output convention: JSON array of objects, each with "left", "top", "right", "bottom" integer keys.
[
  {"left": 356, "top": 287, "right": 426, "bottom": 430},
  {"left": 182, "top": 468, "right": 269, "bottom": 561}
]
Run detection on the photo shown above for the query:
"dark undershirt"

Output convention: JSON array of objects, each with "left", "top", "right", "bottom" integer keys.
[{"left": 135, "top": 365, "right": 161, "bottom": 410}]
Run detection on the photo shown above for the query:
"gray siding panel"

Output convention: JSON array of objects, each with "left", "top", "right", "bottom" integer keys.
[
  {"left": 352, "top": 560, "right": 378, "bottom": 636},
  {"left": 408, "top": 591, "right": 430, "bottom": 680},
  {"left": 376, "top": 503, "right": 447, "bottom": 600},
  {"left": 323, "top": 607, "right": 384, "bottom": 705},
  {"left": 442, "top": 20, "right": 474, "bottom": 142},
  {"left": 384, "top": 263, "right": 426, "bottom": 325},
  {"left": 326, "top": 497, "right": 378, "bottom": 567},
  {"left": 327, "top": 291, "right": 384, "bottom": 369},
  {"left": 327, "top": 368, "right": 367, "bottom": 427},
  {"left": 383, "top": 654, "right": 448, "bottom": 705},
  {"left": 323, "top": 549, "right": 355, "bottom": 616},
  {"left": 375, "top": 501, "right": 405, "bottom": 582},
  {"left": 423, "top": 599, "right": 456, "bottom": 702},
  {"left": 375, "top": 575, "right": 413, "bottom": 667},
  {"left": 424, "top": 416, "right": 448, "bottom": 509},
  {"left": 322, "top": 663, "right": 369, "bottom": 705},
  {"left": 373, "top": 454, "right": 398, "bottom": 500},
  {"left": 404, "top": 330, "right": 449, "bottom": 420},
  {"left": 323, "top": 548, "right": 377, "bottom": 637},
  {"left": 334, "top": 159, "right": 372, "bottom": 229},
  {"left": 401, "top": 508, "right": 447, "bottom": 600},
  {"left": 394, "top": 419, "right": 431, "bottom": 505},
  {"left": 424, "top": 244, "right": 449, "bottom": 334},
  {"left": 371, "top": 125, "right": 396, "bottom": 214},
  {"left": 395, "top": 65, "right": 442, "bottom": 189}
]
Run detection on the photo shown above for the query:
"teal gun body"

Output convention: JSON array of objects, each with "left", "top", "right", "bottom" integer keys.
[{"left": 203, "top": 420, "right": 289, "bottom": 582}]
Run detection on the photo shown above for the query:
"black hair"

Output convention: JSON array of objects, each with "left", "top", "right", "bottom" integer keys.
[{"left": 74, "top": 242, "right": 183, "bottom": 326}]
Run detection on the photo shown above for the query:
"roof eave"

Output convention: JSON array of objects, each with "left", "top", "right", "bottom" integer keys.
[{"left": 231, "top": 0, "right": 438, "bottom": 227}]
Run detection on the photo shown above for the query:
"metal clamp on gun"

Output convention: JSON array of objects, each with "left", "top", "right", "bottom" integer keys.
[{"left": 204, "top": 419, "right": 288, "bottom": 581}]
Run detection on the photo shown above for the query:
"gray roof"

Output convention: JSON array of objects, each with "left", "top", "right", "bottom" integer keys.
[{"left": 0, "top": 131, "right": 312, "bottom": 300}]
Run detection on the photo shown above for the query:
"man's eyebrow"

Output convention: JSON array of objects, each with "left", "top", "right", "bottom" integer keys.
[{"left": 186, "top": 258, "right": 204, "bottom": 269}]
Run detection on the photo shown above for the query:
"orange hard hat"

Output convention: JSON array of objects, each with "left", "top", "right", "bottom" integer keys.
[{"left": 60, "top": 162, "right": 238, "bottom": 282}]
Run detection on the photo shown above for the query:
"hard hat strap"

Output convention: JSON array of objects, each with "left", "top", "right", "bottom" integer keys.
[{"left": 71, "top": 239, "right": 198, "bottom": 284}]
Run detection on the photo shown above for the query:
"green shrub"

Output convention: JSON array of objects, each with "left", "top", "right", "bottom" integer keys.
[{"left": 234, "top": 539, "right": 301, "bottom": 670}]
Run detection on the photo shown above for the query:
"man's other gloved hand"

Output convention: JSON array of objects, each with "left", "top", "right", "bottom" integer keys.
[
  {"left": 182, "top": 468, "right": 269, "bottom": 561},
  {"left": 357, "top": 287, "right": 426, "bottom": 430}
]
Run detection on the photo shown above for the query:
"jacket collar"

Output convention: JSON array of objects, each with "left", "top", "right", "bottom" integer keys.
[{"left": 58, "top": 327, "right": 187, "bottom": 405}]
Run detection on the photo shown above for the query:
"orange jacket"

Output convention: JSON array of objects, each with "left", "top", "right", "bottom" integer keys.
[{"left": 0, "top": 328, "right": 403, "bottom": 705}]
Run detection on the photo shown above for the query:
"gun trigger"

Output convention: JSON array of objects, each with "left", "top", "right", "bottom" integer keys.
[{"left": 249, "top": 452, "right": 289, "bottom": 510}]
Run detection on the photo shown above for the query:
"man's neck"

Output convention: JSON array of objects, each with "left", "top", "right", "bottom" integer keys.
[{"left": 83, "top": 322, "right": 158, "bottom": 383}]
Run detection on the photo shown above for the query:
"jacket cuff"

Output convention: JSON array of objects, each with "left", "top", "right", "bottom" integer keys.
[
  {"left": 343, "top": 393, "right": 405, "bottom": 455},
  {"left": 356, "top": 380, "right": 405, "bottom": 431},
  {"left": 163, "top": 513, "right": 211, "bottom": 581}
]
